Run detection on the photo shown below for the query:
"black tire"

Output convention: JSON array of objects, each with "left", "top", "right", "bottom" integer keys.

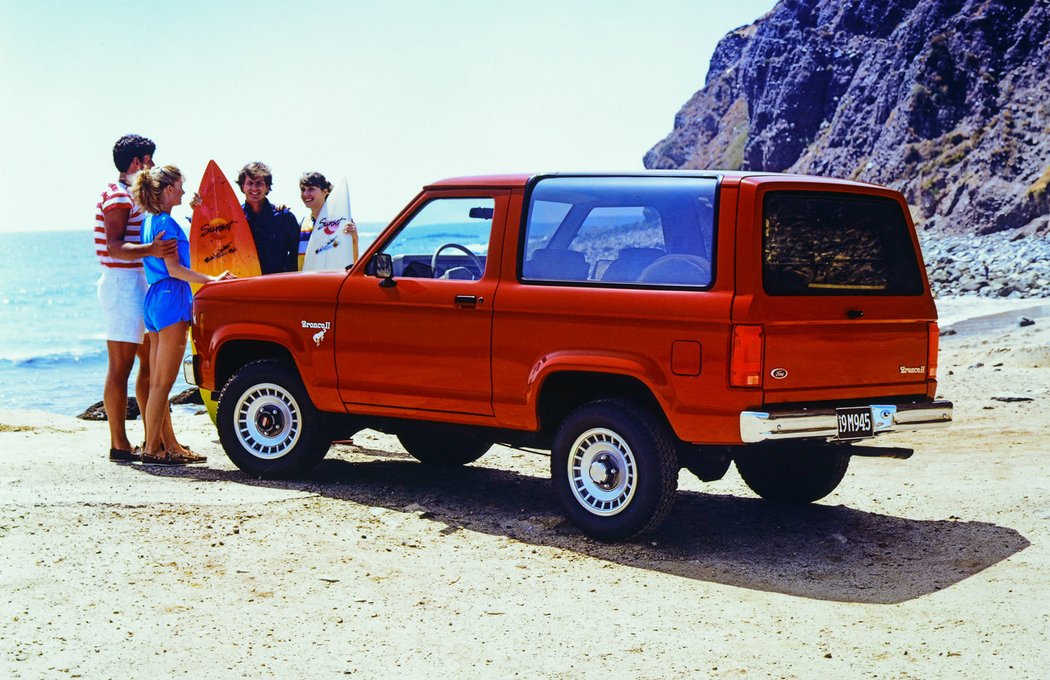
[
  {"left": 396, "top": 426, "right": 492, "bottom": 466},
  {"left": 734, "top": 443, "right": 850, "bottom": 504},
  {"left": 551, "top": 399, "right": 678, "bottom": 542},
  {"left": 217, "top": 359, "right": 331, "bottom": 478},
  {"left": 678, "top": 444, "right": 732, "bottom": 482}
]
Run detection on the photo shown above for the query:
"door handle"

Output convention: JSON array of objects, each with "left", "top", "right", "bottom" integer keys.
[{"left": 454, "top": 295, "right": 483, "bottom": 308}]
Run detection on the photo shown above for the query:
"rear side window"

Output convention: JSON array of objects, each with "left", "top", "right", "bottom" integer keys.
[
  {"left": 522, "top": 176, "right": 716, "bottom": 287},
  {"left": 762, "top": 191, "right": 924, "bottom": 296}
]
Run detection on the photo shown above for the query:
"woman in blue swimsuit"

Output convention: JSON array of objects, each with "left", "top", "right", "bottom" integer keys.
[{"left": 133, "top": 165, "right": 234, "bottom": 465}]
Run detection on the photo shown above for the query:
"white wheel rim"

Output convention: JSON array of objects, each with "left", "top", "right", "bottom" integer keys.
[
  {"left": 567, "top": 427, "right": 637, "bottom": 516},
  {"left": 234, "top": 383, "right": 302, "bottom": 460}
]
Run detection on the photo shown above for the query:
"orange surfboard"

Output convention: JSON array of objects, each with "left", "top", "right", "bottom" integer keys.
[
  {"left": 190, "top": 160, "right": 261, "bottom": 280},
  {"left": 189, "top": 160, "right": 260, "bottom": 422}
]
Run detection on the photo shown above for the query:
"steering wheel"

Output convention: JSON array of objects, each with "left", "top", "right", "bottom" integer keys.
[{"left": 431, "top": 243, "right": 485, "bottom": 279}]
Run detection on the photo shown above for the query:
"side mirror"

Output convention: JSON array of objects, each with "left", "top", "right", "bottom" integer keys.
[{"left": 372, "top": 253, "right": 396, "bottom": 287}]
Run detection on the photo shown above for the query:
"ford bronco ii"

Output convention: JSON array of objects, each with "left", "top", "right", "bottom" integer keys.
[{"left": 186, "top": 172, "right": 953, "bottom": 541}]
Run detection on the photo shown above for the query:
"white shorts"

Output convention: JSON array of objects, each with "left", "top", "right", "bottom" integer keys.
[{"left": 97, "top": 267, "right": 148, "bottom": 344}]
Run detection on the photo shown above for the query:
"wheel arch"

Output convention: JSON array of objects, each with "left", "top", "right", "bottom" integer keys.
[
  {"left": 536, "top": 371, "right": 667, "bottom": 440},
  {"left": 215, "top": 340, "right": 296, "bottom": 396}
]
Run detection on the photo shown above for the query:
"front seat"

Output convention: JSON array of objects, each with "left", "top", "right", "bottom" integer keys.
[
  {"left": 601, "top": 247, "right": 665, "bottom": 283},
  {"left": 522, "top": 248, "right": 589, "bottom": 281}
]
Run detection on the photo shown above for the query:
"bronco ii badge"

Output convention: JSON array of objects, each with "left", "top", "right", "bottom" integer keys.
[{"left": 302, "top": 320, "right": 331, "bottom": 347}]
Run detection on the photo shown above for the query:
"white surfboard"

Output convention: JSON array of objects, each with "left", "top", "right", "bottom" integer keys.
[{"left": 302, "top": 178, "right": 355, "bottom": 271}]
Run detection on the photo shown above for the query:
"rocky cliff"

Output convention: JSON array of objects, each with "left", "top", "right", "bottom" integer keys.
[{"left": 645, "top": 0, "right": 1050, "bottom": 239}]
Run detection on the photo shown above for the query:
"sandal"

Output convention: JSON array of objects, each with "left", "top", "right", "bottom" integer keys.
[
  {"left": 173, "top": 449, "right": 207, "bottom": 464},
  {"left": 141, "top": 442, "right": 193, "bottom": 452},
  {"left": 141, "top": 449, "right": 207, "bottom": 465}
]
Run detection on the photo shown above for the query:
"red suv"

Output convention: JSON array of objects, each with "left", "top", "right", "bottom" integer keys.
[{"left": 187, "top": 172, "right": 953, "bottom": 541}]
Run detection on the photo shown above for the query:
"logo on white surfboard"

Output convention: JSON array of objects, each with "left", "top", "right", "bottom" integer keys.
[{"left": 318, "top": 216, "right": 345, "bottom": 236}]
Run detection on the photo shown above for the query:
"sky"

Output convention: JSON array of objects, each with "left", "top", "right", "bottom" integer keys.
[{"left": 0, "top": 0, "right": 777, "bottom": 232}]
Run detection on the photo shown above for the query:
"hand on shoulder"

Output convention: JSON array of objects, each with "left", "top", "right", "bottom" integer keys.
[{"left": 147, "top": 230, "right": 178, "bottom": 258}]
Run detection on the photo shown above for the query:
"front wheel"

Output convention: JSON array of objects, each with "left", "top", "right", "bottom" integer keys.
[
  {"left": 734, "top": 443, "right": 850, "bottom": 504},
  {"left": 217, "top": 359, "right": 331, "bottom": 478},
  {"left": 551, "top": 399, "right": 678, "bottom": 542}
]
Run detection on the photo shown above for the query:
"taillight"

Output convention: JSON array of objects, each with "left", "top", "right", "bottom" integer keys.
[
  {"left": 928, "top": 322, "right": 939, "bottom": 380},
  {"left": 730, "top": 325, "right": 764, "bottom": 388}
]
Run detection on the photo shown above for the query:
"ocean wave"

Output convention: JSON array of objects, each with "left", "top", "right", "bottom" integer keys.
[{"left": 0, "top": 346, "right": 107, "bottom": 367}]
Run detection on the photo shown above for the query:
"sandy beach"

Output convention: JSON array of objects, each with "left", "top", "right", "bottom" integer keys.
[{"left": 1, "top": 298, "right": 1048, "bottom": 679}]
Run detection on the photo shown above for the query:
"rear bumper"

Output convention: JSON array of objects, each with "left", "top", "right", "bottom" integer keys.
[{"left": 739, "top": 400, "right": 953, "bottom": 443}]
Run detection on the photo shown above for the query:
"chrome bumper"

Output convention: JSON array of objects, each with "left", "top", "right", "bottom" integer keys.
[{"left": 740, "top": 400, "right": 953, "bottom": 443}]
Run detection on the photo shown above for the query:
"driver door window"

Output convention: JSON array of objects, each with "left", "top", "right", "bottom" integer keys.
[{"left": 381, "top": 198, "right": 495, "bottom": 279}]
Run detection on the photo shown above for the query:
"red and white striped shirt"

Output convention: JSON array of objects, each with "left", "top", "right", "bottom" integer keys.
[{"left": 94, "top": 181, "right": 144, "bottom": 269}]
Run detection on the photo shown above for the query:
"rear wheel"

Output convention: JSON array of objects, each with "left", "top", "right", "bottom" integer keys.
[
  {"left": 217, "top": 360, "right": 331, "bottom": 478},
  {"left": 551, "top": 399, "right": 678, "bottom": 542},
  {"left": 396, "top": 425, "right": 492, "bottom": 466},
  {"left": 734, "top": 443, "right": 850, "bottom": 504}
]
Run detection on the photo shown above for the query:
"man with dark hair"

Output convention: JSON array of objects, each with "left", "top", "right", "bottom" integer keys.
[
  {"left": 94, "top": 134, "right": 176, "bottom": 462},
  {"left": 237, "top": 161, "right": 300, "bottom": 274}
]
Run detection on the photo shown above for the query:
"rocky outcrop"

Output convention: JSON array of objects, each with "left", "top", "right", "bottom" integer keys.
[{"left": 645, "top": 0, "right": 1050, "bottom": 238}]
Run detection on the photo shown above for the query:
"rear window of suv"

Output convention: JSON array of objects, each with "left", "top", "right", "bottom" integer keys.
[{"left": 762, "top": 191, "right": 924, "bottom": 296}]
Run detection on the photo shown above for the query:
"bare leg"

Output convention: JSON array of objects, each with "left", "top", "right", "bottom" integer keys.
[
  {"left": 144, "top": 331, "right": 163, "bottom": 455},
  {"left": 153, "top": 338, "right": 189, "bottom": 457},
  {"left": 160, "top": 406, "right": 192, "bottom": 457},
  {"left": 104, "top": 340, "right": 139, "bottom": 451},
  {"left": 134, "top": 335, "right": 151, "bottom": 447},
  {"left": 144, "top": 322, "right": 196, "bottom": 461}
]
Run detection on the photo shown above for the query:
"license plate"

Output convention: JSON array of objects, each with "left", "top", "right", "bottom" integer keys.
[{"left": 836, "top": 406, "right": 874, "bottom": 440}]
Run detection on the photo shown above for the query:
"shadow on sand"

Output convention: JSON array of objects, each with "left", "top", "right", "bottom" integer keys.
[{"left": 136, "top": 446, "right": 1029, "bottom": 605}]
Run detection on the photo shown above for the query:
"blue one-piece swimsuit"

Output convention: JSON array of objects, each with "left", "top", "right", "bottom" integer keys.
[{"left": 141, "top": 212, "right": 193, "bottom": 333}]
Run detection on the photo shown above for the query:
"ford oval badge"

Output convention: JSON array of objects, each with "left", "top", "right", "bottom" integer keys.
[{"left": 770, "top": 368, "right": 788, "bottom": 380}]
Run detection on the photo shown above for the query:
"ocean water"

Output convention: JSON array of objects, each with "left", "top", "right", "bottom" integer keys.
[{"left": 0, "top": 230, "right": 187, "bottom": 415}]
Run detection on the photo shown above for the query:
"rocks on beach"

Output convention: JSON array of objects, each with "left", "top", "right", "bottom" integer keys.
[
  {"left": 920, "top": 231, "right": 1050, "bottom": 299},
  {"left": 77, "top": 388, "right": 203, "bottom": 421}
]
